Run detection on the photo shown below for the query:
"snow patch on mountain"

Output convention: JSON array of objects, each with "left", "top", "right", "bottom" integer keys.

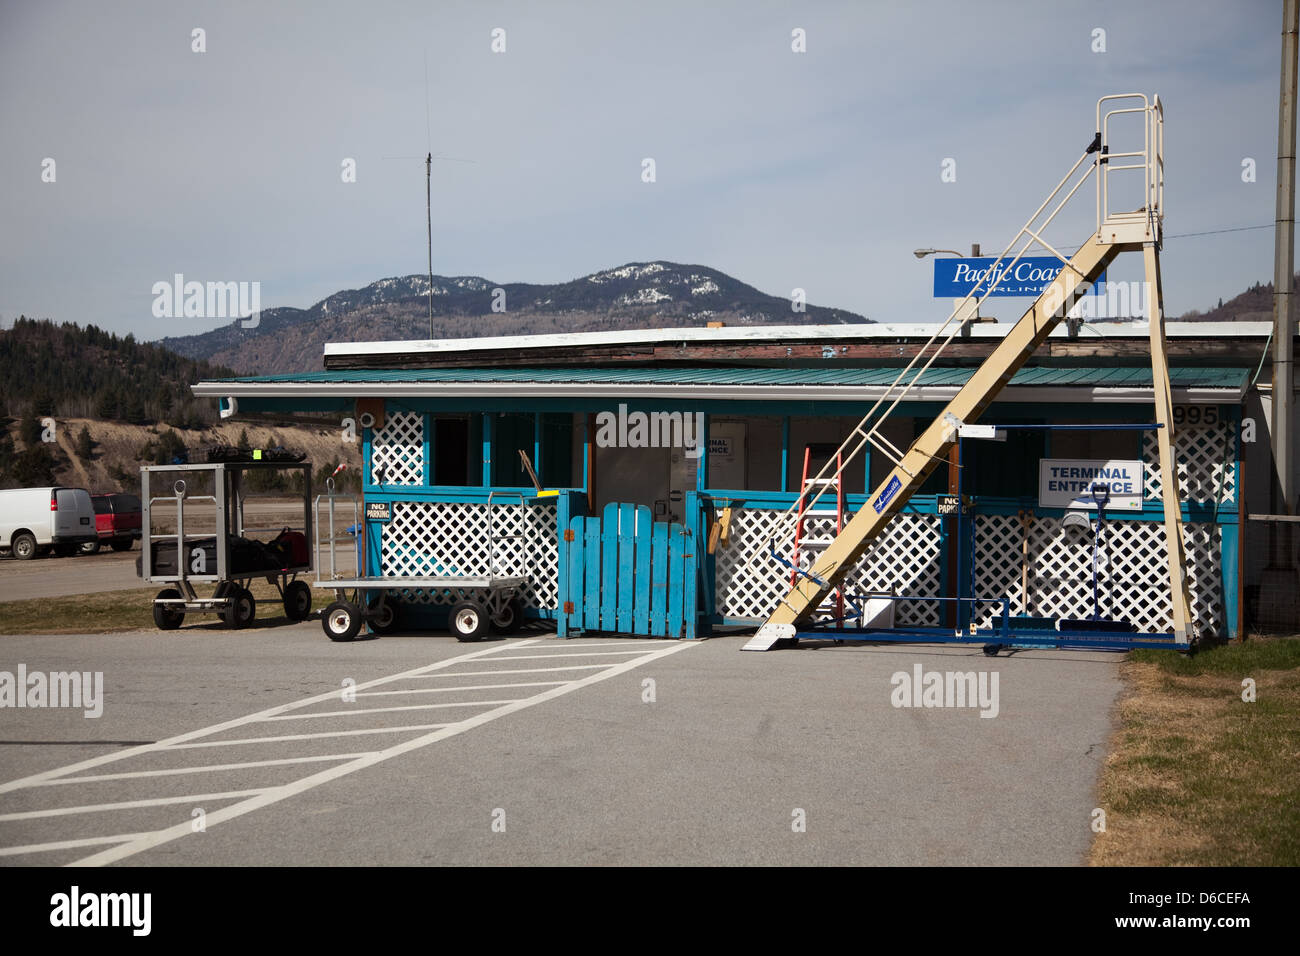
[
  {"left": 617, "top": 288, "right": 673, "bottom": 305},
  {"left": 588, "top": 262, "right": 667, "bottom": 284}
]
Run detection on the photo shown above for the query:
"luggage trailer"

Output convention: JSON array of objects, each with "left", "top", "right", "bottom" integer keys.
[
  {"left": 312, "top": 482, "right": 532, "bottom": 643},
  {"left": 141, "top": 461, "right": 314, "bottom": 630}
]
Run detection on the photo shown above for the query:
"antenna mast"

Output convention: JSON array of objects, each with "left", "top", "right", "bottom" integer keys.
[{"left": 426, "top": 151, "right": 433, "bottom": 340}]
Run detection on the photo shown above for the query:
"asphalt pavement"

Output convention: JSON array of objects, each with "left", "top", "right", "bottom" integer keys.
[{"left": 0, "top": 622, "right": 1123, "bottom": 866}]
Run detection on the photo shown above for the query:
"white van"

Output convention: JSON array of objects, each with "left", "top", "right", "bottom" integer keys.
[{"left": 0, "top": 487, "right": 97, "bottom": 559}]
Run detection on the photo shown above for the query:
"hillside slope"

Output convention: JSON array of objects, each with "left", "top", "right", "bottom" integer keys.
[{"left": 0, "top": 417, "right": 362, "bottom": 494}]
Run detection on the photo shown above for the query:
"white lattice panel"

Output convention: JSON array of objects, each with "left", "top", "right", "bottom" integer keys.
[
  {"left": 379, "top": 500, "right": 558, "bottom": 609},
  {"left": 715, "top": 508, "right": 942, "bottom": 625},
  {"left": 973, "top": 514, "right": 1224, "bottom": 637},
  {"left": 369, "top": 411, "right": 424, "bottom": 485},
  {"left": 1144, "top": 421, "right": 1235, "bottom": 505}
]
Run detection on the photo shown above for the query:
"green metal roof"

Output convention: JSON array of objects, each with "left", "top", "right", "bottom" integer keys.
[{"left": 208, "top": 365, "right": 1250, "bottom": 390}]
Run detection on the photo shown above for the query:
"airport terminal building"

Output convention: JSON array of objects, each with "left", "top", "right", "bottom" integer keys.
[{"left": 196, "top": 321, "right": 1295, "bottom": 641}]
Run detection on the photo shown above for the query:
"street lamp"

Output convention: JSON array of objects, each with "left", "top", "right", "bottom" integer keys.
[
  {"left": 913, "top": 244, "right": 981, "bottom": 259},
  {"left": 914, "top": 243, "right": 989, "bottom": 332}
]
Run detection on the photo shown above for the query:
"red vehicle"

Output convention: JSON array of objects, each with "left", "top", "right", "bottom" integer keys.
[{"left": 82, "top": 493, "right": 142, "bottom": 554}]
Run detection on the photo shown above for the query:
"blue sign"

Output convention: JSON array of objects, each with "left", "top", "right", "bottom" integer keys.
[
  {"left": 932, "top": 257, "right": 1105, "bottom": 298},
  {"left": 873, "top": 476, "right": 902, "bottom": 514}
]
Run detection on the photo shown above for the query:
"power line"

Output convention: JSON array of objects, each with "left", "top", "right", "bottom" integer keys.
[
  {"left": 1164, "top": 223, "right": 1273, "bottom": 240},
  {"left": 1048, "top": 222, "right": 1273, "bottom": 258}
]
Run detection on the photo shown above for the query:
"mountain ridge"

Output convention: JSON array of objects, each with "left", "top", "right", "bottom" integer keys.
[{"left": 158, "top": 260, "right": 872, "bottom": 374}]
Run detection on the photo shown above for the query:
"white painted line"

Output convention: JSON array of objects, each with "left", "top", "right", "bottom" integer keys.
[
  {"left": 470, "top": 651, "right": 655, "bottom": 661},
  {"left": 73, "top": 641, "right": 697, "bottom": 865},
  {"left": 164, "top": 724, "right": 455, "bottom": 750},
  {"left": 358, "top": 681, "right": 567, "bottom": 697},
  {"left": 0, "top": 833, "right": 152, "bottom": 858},
  {"left": 259, "top": 700, "right": 523, "bottom": 721},
  {"left": 41, "top": 753, "right": 373, "bottom": 785},
  {"left": 0, "top": 790, "right": 266, "bottom": 822},
  {"left": 389, "top": 664, "right": 610, "bottom": 679},
  {"left": 0, "top": 638, "right": 543, "bottom": 796},
  {"left": 542, "top": 640, "right": 679, "bottom": 647}
]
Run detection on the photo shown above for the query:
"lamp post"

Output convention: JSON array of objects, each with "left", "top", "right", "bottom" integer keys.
[
  {"left": 914, "top": 244, "right": 984, "bottom": 324},
  {"left": 914, "top": 245, "right": 983, "bottom": 629}
]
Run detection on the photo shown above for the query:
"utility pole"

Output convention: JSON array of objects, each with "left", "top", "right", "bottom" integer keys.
[
  {"left": 1260, "top": 0, "right": 1300, "bottom": 632},
  {"left": 1274, "top": 0, "right": 1297, "bottom": 519}
]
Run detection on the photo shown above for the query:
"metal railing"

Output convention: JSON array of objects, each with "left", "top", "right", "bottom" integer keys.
[{"left": 741, "top": 94, "right": 1168, "bottom": 591}]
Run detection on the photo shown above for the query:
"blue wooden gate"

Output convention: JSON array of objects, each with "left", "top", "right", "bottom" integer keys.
[{"left": 559, "top": 502, "right": 698, "bottom": 639}]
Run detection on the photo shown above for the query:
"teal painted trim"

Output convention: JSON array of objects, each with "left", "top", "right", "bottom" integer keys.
[
  {"left": 686, "top": 490, "right": 710, "bottom": 636},
  {"left": 862, "top": 448, "right": 872, "bottom": 495},
  {"left": 696, "top": 413, "right": 708, "bottom": 492},
  {"left": 364, "top": 516, "right": 381, "bottom": 577},
  {"left": 422, "top": 414, "right": 432, "bottom": 486},
  {"left": 581, "top": 417, "right": 590, "bottom": 493},
  {"left": 780, "top": 417, "right": 790, "bottom": 492},
  {"left": 362, "top": 424, "right": 372, "bottom": 489},
  {"left": 695, "top": 488, "right": 1234, "bottom": 525},
  {"left": 970, "top": 497, "right": 1234, "bottom": 524},
  {"left": 1221, "top": 521, "right": 1240, "bottom": 638},
  {"left": 480, "top": 414, "right": 492, "bottom": 486},
  {"left": 533, "top": 412, "right": 542, "bottom": 477},
  {"left": 555, "top": 494, "right": 569, "bottom": 637},
  {"left": 361, "top": 486, "right": 570, "bottom": 504},
  {"left": 939, "top": 511, "right": 952, "bottom": 610}
]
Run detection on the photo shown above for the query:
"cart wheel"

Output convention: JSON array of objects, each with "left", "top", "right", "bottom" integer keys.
[
  {"left": 450, "top": 601, "right": 489, "bottom": 642},
  {"left": 490, "top": 597, "right": 525, "bottom": 635},
  {"left": 152, "top": 588, "right": 185, "bottom": 630},
  {"left": 322, "top": 601, "right": 362, "bottom": 642},
  {"left": 367, "top": 595, "right": 399, "bottom": 635},
  {"left": 222, "top": 587, "right": 257, "bottom": 629},
  {"left": 283, "top": 580, "right": 313, "bottom": 621}
]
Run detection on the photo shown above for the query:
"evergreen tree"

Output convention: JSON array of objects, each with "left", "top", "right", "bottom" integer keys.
[
  {"left": 12, "top": 444, "right": 58, "bottom": 486},
  {"left": 75, "top": 425, "right": 94, "bottom": 460},
  {"left": 95, "top": 389, "right": 118, "bottom": 420},
  {"left": 19, "top": 412, "right": 41, "bottom": 447}
]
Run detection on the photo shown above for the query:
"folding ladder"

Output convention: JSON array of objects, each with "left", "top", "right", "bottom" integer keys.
[{"left": 789, "top": 444, "right": 847, "bottom": 626}]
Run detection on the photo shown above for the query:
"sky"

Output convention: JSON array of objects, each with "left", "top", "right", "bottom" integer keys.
[{"left": 0, "top": 0, "right": 1287, "bottom": 342}]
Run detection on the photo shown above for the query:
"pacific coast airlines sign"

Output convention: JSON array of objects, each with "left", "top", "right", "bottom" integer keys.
[{"left": 933, "top": 257, "right": 1106, "bottom": 298}]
